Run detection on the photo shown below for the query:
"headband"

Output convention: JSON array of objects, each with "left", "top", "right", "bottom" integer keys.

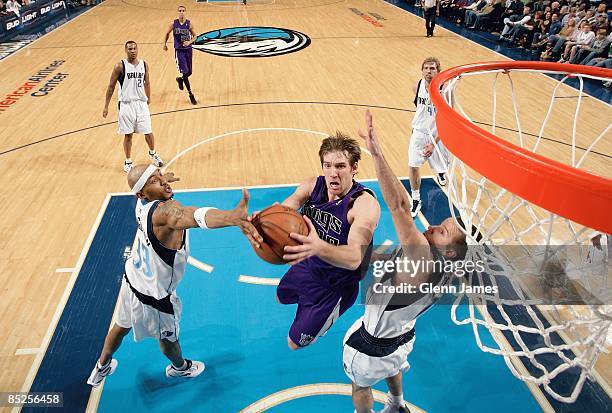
[{"left": 131, "top": 164, "right": 157, "bottom": 194}]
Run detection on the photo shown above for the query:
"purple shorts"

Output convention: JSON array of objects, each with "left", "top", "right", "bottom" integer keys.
[
  {"left": 175, "top": 48, "right": 193, "bottom": 76},
  {"left": 277, "top": 262, "right": 359, "bottom": 348}
]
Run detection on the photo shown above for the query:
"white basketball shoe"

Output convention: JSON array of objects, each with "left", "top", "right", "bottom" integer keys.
[
  {"left": 165, "top": 359, "right": 205, "bottom": 378},
  {"left": 87, "top": 359, "right": 118, "bottom": 387}
]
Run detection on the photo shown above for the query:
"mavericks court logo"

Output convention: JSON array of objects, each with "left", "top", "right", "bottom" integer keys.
[{"left": 193, "top": 26, "right": 311, "bottom": 58}]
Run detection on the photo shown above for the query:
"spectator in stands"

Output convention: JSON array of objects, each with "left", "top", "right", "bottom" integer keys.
[
  {"left": 593, "top": 13, "right": 608, "bottom": 31},
  {"left": 550, "top": 2, "right": 561, "bottom": 15},
  {"left": 578, "top": 9, "right": 597, "bottom": 27},
  {"left": 502, "top": 0, "right": 524, "bottom": 21},
  {"left": 6, "top": 0, "right": 21, "bottom": 16},
  {"left": 448, "top": 0, "right": 474, "bottom": 25},
  {"left": 532, "top": 12, "right": 562, "bottom": 50},
  {"left": 594, "top": 3, "right": 607, "bottom": 19},
  {"left": 586, "top": 43, "right": 612, "bottom": 68},
  {"left": 559, "top": 21, "right": 595, "bottom": 62},
  {"left": 510, "top": 10, "right": 540, "bottom": 47},
  {"left": 462, "top": 0, "right": 487, "bottom": 27},
  {"left": 577, "top": 28, "right": 611, "bottom": 64},
  {"left": 540, "top": 40, "right": 556, "bottom": 61},
  {"left": 470, "top": 0, "right": 504, "bottom": 30},
  {"left": 549, "top": 18, "right": 578, "bottom": 57},
  {"left": 465, "top": 0, "right": 491, "bottom": 28},
  {"left": 499, "top": 5, "right": 532, "bottom": 41}
]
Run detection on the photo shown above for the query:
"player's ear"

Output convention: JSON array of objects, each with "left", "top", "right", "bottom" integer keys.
[{"left": 136, "top": 191, "right": 148, "bottom": 201}]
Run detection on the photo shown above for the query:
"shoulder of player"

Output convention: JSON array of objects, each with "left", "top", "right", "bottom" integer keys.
[
  {"left": 301, "top": 176, "right": 318, "bottom": 193},
  {"left": 349, "top": 191, "right": 380, "bottom": 220},
  {"left": 153, "top": 199, "right": 184, "bottom": 222}
]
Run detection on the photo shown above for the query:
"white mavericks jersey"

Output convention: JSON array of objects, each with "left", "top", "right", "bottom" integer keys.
[
  {"left": 125, "top": 199, "right": 189, "bottom": 300},
  {"left": 118, "top": 59, "right": 148, "bottom": 103},
  {"left": 363, "top": 249, "right": 448, "bottom": 339},
  {"left": 411, "top": 78, "right": 437, "bottom": 135}
]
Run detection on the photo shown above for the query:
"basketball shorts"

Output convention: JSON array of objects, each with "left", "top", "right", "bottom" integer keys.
[
  {"left": 277, "top": 263, "right": 359, "bottom": 348},
  {"left": 116, "top": 276, "right": 182, "bottom": 342},
  {"left": 408, "top": 129, "right": 449, "bottom": 172},
  {"left": 175, "top": 48, "right": 193, "bottom": 76},
  {"left": 342, "top": 317, "right": 415, "bottom": 388},
  {"left": 117, "top": 100, "right": 152, "bottom": 135}
]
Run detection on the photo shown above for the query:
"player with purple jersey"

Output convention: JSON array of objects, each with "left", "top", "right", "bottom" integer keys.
[
  {"left": 259, "top": 132, "right": 380, "bottom": 350},
  {"left": 163, "top": 5, "right": 197, "bottom": 105}
]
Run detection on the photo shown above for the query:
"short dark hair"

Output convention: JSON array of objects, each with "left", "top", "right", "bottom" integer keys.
[
  {"left": 178, "top": 5, "right": 185, "bottom": 10},
  {"left": 125, "top": 40, "right": 137, "bottom": 48}
]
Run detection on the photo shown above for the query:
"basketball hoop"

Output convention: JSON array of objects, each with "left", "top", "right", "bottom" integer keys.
[{"left": 429, "top": 61, "right": 612, "bottom": 403}]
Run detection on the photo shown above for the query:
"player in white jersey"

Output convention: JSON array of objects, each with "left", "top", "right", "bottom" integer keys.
[
  {"left": 103, "top": 41, "right": 164, "bottom": 173},
  {"left": 87, "top": 164, "right": 262, "bottom": 387},
  {"left": 408, "top": 57, "right": 450, "bottom": 218},
  {"left": 345, "top": 110, "right": 468, "bottom": 413}
]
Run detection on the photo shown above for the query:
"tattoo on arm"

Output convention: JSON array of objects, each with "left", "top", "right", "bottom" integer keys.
[{"left": 159, "top": 203, "right": 185, "bottom": 220}]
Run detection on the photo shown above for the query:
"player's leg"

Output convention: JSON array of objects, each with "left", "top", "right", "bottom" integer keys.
[
  {"left": 136, "top": 101, "right": 163, "bottom": 167},
  {"left": 352, "top": 383, "right": 375, "bottom": 413},
  {"left": 408, "top": 130, "right": 426, "bottom": 217},
  {"left": 87, "top": 279, "right": 133, "bottom": 386},
  {"left": 123, "top": 134, "right": 133, "bottom": 172},
  {"left": 378, "top": 372, "right": 409, "bottom": 413},
  {"left": 428, "top": 140, "right": 449, "bottom": 187}
]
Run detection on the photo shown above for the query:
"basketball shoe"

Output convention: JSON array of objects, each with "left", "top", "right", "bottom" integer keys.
[
  {"left": 189, "top": 92, "right": 197, "bottom": 105},
  {"left": 176, "top": 77, "right": 184, "bottom": 90},
  {"left": 436, "top": 172, "right": 447, "bottom": 186},
  {"left": 166, "top": 359, "right": 205, "bottom": 378},
  {"left": 377, "top": 403, "right": 411, "bottom": 413},
  {"left": 87, "top": 359, "right": 118, "bottom": 387},
  {"left": 149, "top": 151, "right": 164, "bottom": 167},
  {"left": 124, "top": 160, "right": 133, "bottom": 173},
  {"left": 410, "top": 199, "right": 421, "bottom": 218}
]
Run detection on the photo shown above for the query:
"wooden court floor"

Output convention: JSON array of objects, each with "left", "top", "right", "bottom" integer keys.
[{"left": 0, "top": 0, "right": 609, "bottom": 407}]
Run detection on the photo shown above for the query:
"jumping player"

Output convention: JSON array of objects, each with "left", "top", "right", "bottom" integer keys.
[
  {"left": 258, "top": 132, "right": 381, "bottom": 350},
  {"left": 163, "top": 5, "right": 197, "bottom": 105},
  {"left": 344, "top": 110, "right": 468, "bottom": 413},
  {"left": 87, "top": 165, "right": 262, "bottom": 387}
]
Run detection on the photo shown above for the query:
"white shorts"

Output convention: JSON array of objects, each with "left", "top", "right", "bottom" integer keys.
[
  {"left": 408, "top": 129, "right": 449, "bottom": 172},
  {"left": 117, "top": 100, "right": 152, "bottom": 135},
  {"left": 342, "top": 317, "right": 415, "bottom": 388},
  {"left": 116, "top": 277, "right": 182, "bottom": 342}
]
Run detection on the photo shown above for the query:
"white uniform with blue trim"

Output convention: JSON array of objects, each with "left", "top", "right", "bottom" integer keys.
[
  {"left": 343, "top": 249, "right": 448, "bottom": 387},
  {"left": 408, "top": 78, "right": 449, "bottom": 172},
  {"left": 117, "top": 58, "right": 152, "bottom": 135},
  {"left": 117, "top": 199, "right": 189, "bottom": 342}
]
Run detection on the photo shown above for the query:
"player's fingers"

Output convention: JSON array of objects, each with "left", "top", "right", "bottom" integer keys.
[
  {"left": 284, "top": 244, "right": 307, "bottom": 253},
  {"left": 288, "top": 232, "right": 307, "bottom": 243},
  {"left": 303, "top": 216, "right": 317, "bottom": 233},
  {"left": 243, "top": 222, "right": 263, "bottom": 243}
]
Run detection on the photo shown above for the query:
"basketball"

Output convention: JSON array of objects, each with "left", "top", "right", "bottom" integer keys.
[{"left": 251, "top": 204, "right": 308, "bottom": 265}]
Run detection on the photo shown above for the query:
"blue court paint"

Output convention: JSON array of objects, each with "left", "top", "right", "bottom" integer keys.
[
  {"left": 95, "top": 181, "right": 542, "bottom": 413},
  {"left": 24, "top": 195, "right": 137, "bottom": 413}
]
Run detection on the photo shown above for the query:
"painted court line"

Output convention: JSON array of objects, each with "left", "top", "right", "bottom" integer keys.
[
  {"left": 187, "top": 256, "right": 214, "bottom": 273},
  {"left": 374, "top": 239, "right": 394, "bottom": 254},
  {"left": 55, "top": 267, "right": 74, "bottom": 273},
  {"left": 239, "top": 383, "right": 426, "bottom": 413},
  {"left": 238, "top": 275, "right": 280, "bottom": 286},
  {"left": 15, "top": 348, "right": 40, "bottom": 356}
]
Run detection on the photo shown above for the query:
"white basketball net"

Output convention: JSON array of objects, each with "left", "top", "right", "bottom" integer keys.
[{"left": 438, "top": 66, "right": 611, "bottom": 403}]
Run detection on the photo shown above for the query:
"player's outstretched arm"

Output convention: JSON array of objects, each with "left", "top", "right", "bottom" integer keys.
[
  {"left": 359, "top": 110, "right": 430, "bottom": 250},
  {"left": 154, "top": 189, "right": 262, "bottom": 248},
  {"left": 103, "top": 62, "right": 121, "bottom": 117}
]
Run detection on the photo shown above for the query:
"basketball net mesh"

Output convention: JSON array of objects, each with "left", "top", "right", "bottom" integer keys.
[{"left": 437, "top": 66, "right": 611, "bottom": 403}]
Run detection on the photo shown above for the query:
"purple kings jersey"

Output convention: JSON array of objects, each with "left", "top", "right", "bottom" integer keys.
[
  {"left": 300, "top": 176, "right": 374, "bottom": 288},
  {"left": 173, "top": 19, "right": 192, "bottom": 50}
]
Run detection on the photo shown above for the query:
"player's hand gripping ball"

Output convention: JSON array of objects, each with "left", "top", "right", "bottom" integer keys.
[{"left": 251, "top": 205, "right": 308, "bottom": 264}]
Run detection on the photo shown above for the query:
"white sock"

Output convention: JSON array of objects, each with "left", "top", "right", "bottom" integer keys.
[
  {"left": 411, "top": 190, "right": 420, "bottom": 201},
  {"left": 149, "top": 150, "right": 156, "bottom": 155},
  {"left": 97, "top": 359, "right": 110, "bottom": 369},
  {"left": 388, "top": 392, "right": 404, "bottom": 406},
  {"left": 125, "top": 158, "right": 132, "bottom": 163}
]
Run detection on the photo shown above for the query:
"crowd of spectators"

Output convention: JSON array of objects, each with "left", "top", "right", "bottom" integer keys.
[
  {"left": 0, "top": 0, "right": 99, "bottom": 17},
  {"left": 420, "top": 0, "right": 611, "bottom": 85}
]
